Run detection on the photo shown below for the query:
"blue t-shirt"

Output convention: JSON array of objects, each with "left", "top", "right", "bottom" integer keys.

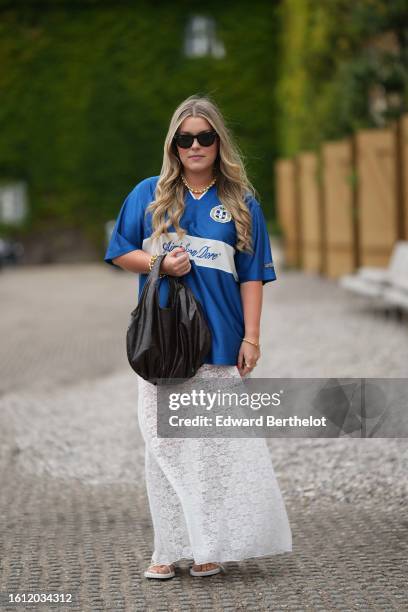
[{"left": 104, "top": 175, "right": 276, "bottom": 365}]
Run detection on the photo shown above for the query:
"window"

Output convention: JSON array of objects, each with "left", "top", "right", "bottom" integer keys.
[{"left": 184, "top": 15, "right": 225, "bottom": 59}]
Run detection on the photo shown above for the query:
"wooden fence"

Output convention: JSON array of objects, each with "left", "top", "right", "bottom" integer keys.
[{"left": 275, "top": 114, "right": 408, "bottom": 277}]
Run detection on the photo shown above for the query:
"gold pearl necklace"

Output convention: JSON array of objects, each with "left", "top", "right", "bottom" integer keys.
[{"left": 181, "top": 175, "right": 216, "bottom": 195}]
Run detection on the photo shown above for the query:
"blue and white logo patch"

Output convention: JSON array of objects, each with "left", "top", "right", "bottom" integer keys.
[{"left": 210, "top": 204, "right": 232, "bottom": 223}]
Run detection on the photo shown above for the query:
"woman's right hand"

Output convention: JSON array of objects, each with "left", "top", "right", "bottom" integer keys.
[{"left": 160, "top": 247, "right": 191, "bottom": 277}]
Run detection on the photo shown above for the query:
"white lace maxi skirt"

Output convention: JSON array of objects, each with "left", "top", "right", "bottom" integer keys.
[{"left": 136, "top": 363, "right": 293, "bottom": 566}]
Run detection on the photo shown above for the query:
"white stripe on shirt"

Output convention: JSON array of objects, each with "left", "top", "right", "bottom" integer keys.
[{"left": 142, "top": 232, "right": 239, "bottom": 282}]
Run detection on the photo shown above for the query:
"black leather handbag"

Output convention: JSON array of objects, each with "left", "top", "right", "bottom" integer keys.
[{"left": 126, "top": 254, "right": 212, "bottom": 385}]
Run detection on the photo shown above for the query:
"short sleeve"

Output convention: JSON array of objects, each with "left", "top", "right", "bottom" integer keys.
[
  {"left": 234, "top": 199, "right": 277, "bottom": 285},
  {"left": 104, "top": 181, "right": 149, "bottom": 267}
]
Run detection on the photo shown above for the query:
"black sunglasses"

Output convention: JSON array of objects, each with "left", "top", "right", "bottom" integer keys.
[{"left": 173, "top": 130, "right": 218, "bottom": 149}]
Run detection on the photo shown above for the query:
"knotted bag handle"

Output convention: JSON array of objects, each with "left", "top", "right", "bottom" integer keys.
[{"left": 138, "top": 253, "right": 181, "bottom": 310}]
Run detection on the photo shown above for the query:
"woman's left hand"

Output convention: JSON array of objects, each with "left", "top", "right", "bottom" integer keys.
[{"left": 237, "top": 341, "right": 260, "bottom": 377}]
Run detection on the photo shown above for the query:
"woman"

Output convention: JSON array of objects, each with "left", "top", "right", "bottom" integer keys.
[{"left": 104, "top": 95, "right": 292, "bottom": 579}]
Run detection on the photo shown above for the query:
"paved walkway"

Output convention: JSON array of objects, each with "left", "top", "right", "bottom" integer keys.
[{"left": 0, "top": 264, "right": 407, "bottom": 611}]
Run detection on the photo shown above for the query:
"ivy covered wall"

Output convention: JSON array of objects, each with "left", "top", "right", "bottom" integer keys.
[{"left": 0, "top": 0, "right": 280, "bottom": 255}]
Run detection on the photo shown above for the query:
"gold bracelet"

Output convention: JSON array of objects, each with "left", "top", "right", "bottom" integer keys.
[
  {"left": 148, "top": 254, "right": 158, "bottom": 271},
  {"left": 148, "top": 254, "right": 166, "bottom": 277},
  {"left": 242, "top": 337, "right": 260, "bottom": 348}
]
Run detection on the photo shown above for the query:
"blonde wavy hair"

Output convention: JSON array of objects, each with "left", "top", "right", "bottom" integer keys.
[{"left": 145, "top": 94, "right": 258, "bottom": 254}]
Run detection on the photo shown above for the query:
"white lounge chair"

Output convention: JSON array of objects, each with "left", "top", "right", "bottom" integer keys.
[
  {"left": 382, "top": 243, "right": 408, "bottom": 311},
  {"left": 339, "top": 241, "right": 408, "bottom": 309}
]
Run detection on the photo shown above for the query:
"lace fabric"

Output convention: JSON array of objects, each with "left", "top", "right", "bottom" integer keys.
[{"left": 137, "top": 363, "right": 292, "bottom": 565}]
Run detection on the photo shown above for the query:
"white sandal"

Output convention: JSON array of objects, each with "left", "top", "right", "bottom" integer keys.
[
  {"left": 189, "top": 563, "right": 224, "bottom": 577},
  {"left": 144, "top": 562, "right": 176, "bottom": 580}
]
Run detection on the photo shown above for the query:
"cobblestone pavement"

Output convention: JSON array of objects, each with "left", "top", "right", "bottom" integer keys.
[{"left": 0, "top": 263, "right": 407, "bottom": 611}]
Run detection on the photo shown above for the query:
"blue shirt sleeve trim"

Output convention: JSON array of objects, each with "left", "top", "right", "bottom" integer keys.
[{"left": 238, "top": 266, "right": 277, "bottom": 284}]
